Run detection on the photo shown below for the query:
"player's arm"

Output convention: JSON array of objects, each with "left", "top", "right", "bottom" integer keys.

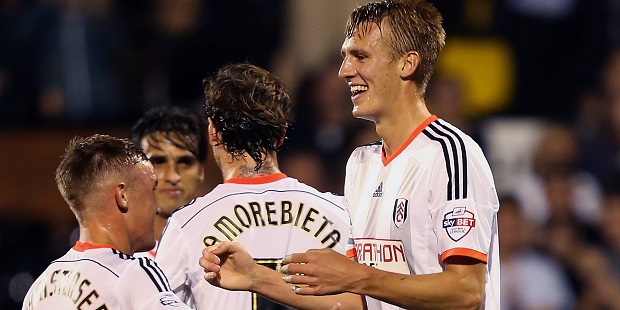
[
  {"left": 283, "top": 143, "right": 493, "bottom": 309},
  {"left": 201, "top": 242, "right": 366, "bottom": 310},
  {"left": 282, "top": 249, "right": 485, "bottom": 309}
]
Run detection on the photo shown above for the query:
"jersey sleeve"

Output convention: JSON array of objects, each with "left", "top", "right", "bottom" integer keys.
[
  {"left": 343, "top": 147, "right": 364, "bottom": 201},
  {"left": 345, "top": 228, "right": 357, "bottom": 259},
  {"left": 429, "top": 141, "right": 499, "bottom": 264},
  {"left": 341, "top": 192, "right": 356, "bottom": 259},
  {"left": 117, "top": 257, "right": 192, "bottom": 309},
  {"left": 156, "top": 217, "right": 192, "bottom": 300}
]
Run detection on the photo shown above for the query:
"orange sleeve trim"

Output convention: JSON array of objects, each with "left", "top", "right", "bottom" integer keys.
[
  {"left": 441, "top": 248, "right": 487, "bottom": 264},
  {"left": 346, "top": 248, "right": 357, "bottom": 259},
  {"left": 382, "top": 115, "right": 438, "bottom": 166},
  {"left": 225, "top": 173, "right": 287, "bottom": 184},
  {"left": 73, "top": 241, "right": 117, "bottom": 252}
]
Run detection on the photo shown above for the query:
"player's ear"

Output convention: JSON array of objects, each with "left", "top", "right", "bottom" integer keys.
[
  {"left": 400, "top": 51, "right": 419, "bottom": 79},
  {"left": 276, "top": 126, "right": 287, "bottom": 148},
  {"left": 115, "top": 183, "right": 129, "bottom": 213},
  {"left": 207, "top": 118, "right": 222, "bottom": 146}
]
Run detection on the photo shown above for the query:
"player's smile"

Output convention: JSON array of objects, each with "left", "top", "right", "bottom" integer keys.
[{"left": 350, "top": 84, "right": 368, "bottom": 100}]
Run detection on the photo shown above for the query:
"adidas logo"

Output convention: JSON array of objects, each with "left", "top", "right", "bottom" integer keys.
[{"left": 373, "top": 182, "right": 383, "bottom": 198}]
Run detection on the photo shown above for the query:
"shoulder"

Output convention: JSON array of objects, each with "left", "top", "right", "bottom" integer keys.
[
  {"left": 422, "top": 119, "right": 483, "bottom": 152},
  {"left": 172, "top": 183, "right": 234, "bottom": 219},
  {"left": 171, "top": 194, "right": 204, "bottom": 218},
  {"left": 348, "top": 140, "right": 382, "bottom": 163},
  {"left": 170, "top": 192, "right": 215, "bottom": 223},
  {"left": 49, "top": 248, "right": 130, "bottom": 278},
  {"left": 289, "top": 178, "right": 346, "bottom": 209},
  {"left": 116, "top": 257, "right": 192, "bottom": 309},
  {"left": 421, "top": 119, "right": 488, "bottom": 166},
  {"left": 120, "top": 257, "right": 171, "bottom": 292}
]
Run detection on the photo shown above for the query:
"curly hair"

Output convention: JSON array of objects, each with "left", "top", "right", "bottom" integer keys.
[
  {"left": 55, "top": 134, "right": 148, "bottom": 216},
  {"left": 131, "top": 106, "right": 207, "bottom": 163},
  {"left": 203, "top": 63, "right": 293, "bottom": 170},
  {"left": 345, "top": 0, "right": 446, "bottom": 95}
]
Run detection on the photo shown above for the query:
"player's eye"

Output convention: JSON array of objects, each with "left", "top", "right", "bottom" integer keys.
[
  {"left": 149, "top": 156, "right": 166, "bottom": 165},
  {"left": 177, "top": 156, "right": 197, "bottom": 166},
  {"left": 355, "top": 54, "right": 366, "bottom": 61}
]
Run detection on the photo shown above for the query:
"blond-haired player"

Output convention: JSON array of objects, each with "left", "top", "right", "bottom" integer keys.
[
  {"left": 22, "top": 134, "right": 191, "bottom": 310},
  {"left": 202, "top": 1, "right": 500, "bottom": 309}
]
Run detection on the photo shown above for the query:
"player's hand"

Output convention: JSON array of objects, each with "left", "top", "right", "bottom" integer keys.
[
  {"left": 281, "top": 248, "right": 359, "bottom": 296},
  {"left": 199, "top": 242, "right": 257, "bottom": 291},
  {"left": 200, "top": 244, "right": 222, "bottom": 280}
]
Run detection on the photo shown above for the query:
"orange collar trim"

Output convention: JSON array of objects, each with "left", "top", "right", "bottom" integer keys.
[
  {"left": 224, "top": 173, "right": 287, "bottom": 185},
  {"left": 382, "top": 115, "right": 438, "bottom": 166},
  {"left": 73, "top": 241, "right": 117, "bottom": 252}
]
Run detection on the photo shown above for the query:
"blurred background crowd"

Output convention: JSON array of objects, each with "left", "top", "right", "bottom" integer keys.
[{"left": 2, "top": 0, "right": 620, "bottom": 309}]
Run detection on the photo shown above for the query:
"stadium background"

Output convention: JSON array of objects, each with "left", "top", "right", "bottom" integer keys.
[{"left": 1, "top": 0, "right": 619, "bottom": 308}]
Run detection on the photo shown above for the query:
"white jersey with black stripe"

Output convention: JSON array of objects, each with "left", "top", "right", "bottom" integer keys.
[
  {"left": 156, "top": 173, "right": 353, "bottom": 310},
  {"left": 345, "top": 116, "right": 500, "bottom": 310},
  {"left": 22, "top": 241, "right": 191, "bottom": 310}
]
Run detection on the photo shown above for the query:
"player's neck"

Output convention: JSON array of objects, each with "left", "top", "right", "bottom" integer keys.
[
  {"left": 219, "top": 152, "right": 281, "bottom": 182},
  {"left": 78, "top": 223, "right": 132, "bottom": 255},
  {"left": 376, "top": 99, "right": 431, "bottom": 158},
  {"left": 154, "top": 215, "right": 168, "bottom": 241}
]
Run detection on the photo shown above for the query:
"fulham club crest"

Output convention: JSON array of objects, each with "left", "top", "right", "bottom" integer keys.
[
  {"left": 393, "top": 198, "right": 408, "bottom": 228},
  {"left": 442, "top": 207, "right": 476, "bottom": 242}
]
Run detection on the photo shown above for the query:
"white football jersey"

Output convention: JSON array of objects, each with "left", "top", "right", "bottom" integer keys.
[
  {"left": 156, "top": 173, "right": 353, "bottom": 310},
  {"left": 345, "top": 116, "right": 500, "bottom": 310},
  {"left": 22, "top": 241, "right": 191, "bottom": 310}
]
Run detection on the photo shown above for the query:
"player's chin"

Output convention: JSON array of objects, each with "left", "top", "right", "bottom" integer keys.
[
  {"left": 352, "top": 108, "right": 375, "bottom": 122},
  {"left": 351, "top": 102, "right": 370, "bottom": 116},
  {"left": 158, "top": 203, "right": 180, "bottom": 217},
  {"left": 136, "top": 238, "right": 157, "bottom": 254}
]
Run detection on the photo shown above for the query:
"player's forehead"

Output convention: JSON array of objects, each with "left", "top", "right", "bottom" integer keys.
[
  {"left": 141, "top": 132, "right": 195, "bottom": 155},
  {"left": 341, "top": 23, "right": 386, "bottom": 54},
  {"left": 135, "top": 160, "right": 156, "bottom": 182}
]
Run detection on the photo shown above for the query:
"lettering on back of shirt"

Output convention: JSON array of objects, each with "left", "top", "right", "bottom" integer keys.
[
  {"left": 28, "top": 269, "right": 107, "bottom": 309},
  {"left": 203, "top": 200, "right": 341, "bottom": 248}
]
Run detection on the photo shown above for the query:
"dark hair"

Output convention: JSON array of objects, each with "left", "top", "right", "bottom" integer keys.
[
  {"left": 345, "top": 0, "right": 445, "bottom": 94},
  {"left": 55, "top": 134, "right": 148, "bottom": 215},
  {"left": 131, "top": 106, "right": 207, "bottom": 162},
  {"left": 203, "top": 63, "right": 293, "bottom": 170}
]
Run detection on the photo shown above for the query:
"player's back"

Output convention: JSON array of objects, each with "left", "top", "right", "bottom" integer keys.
[
  {"left": 22, "top": 242, "right": 189, "bottom": 310},
  {"left": 157, "top": 173, "right": 352, "bottom": 310}
]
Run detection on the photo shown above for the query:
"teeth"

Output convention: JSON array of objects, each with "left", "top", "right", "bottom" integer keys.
[{"left": 350, "top": 85, "right": 368, "bottom": 95}]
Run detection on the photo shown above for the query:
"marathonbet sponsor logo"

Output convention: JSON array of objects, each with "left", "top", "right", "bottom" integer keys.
[
  {"left": 354, "top": 238, "right": 411, "bottom": 275},
  {"left": 442, "top": 206, "right": 476, "bottom": 242}
]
